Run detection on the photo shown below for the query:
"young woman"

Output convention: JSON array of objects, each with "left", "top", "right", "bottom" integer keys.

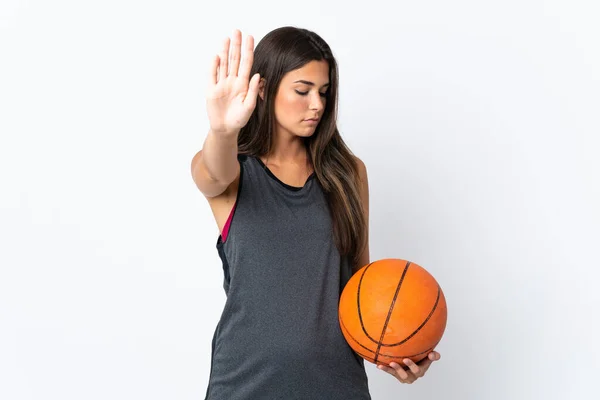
[{"left": 191, "top": 26, "right": 440, "bottom": 399}]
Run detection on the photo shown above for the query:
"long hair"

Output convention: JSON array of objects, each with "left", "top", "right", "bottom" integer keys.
[{"left": 237, "top": 26, "right": 366, "bottom": 267}]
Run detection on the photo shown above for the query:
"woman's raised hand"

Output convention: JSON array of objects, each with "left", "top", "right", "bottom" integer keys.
[{"left": 206, "top": 29, "right": 261, "bottom": 136}]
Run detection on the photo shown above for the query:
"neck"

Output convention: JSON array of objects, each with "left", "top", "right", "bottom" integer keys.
[{"left": 266, "top": 132, "right": 309, "bottom": 166}]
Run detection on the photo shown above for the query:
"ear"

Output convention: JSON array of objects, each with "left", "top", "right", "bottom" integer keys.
[{"left": 258, "top": 78, "right": 266, "bottom": 100}]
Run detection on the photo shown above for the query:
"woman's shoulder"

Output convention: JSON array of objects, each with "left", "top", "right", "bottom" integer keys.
[{"left": 352, "top": 155, "right": 368, "bottom": 181}]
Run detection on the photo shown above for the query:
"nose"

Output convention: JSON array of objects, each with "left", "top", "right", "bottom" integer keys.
[{"left": 309, "top": 92, "right": 325, "bottom": 113}]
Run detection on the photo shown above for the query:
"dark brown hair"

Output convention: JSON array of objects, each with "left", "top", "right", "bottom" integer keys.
[{"left": 237, "top": 26, "right": 366, "bottom": 267}]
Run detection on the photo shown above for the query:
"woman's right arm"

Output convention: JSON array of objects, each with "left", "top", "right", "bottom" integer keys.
[
  {"left": 191, "top": 29, "right": 260, "bottom": 198},
  {"left": 190, "top": 129, "right": 239, "bottom": 198}
]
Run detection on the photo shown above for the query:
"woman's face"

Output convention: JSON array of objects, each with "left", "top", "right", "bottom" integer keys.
[{"left": 271, "top": 60, "right": 330, "bottom": 139}]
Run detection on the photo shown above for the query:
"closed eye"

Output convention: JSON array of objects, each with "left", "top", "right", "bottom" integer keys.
[{"left": 295, "top": 90, "right": 328, "bottom": 98}]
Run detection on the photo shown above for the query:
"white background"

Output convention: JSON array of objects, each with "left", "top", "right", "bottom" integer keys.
[{"left": 1, "top": 1, "right": 599, "bottom": 399}]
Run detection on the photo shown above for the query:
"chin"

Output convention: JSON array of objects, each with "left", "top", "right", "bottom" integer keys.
[
  {"left": 296, "top": 126, "right": 318, "bottom": 137},
  {"left": 296, "top": 131, "right": 316, "bottom": 138}
]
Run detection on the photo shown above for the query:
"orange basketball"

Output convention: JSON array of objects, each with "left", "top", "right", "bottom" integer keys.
[{"left": 338, "top": 258, "right": 447, "bottom": 366}]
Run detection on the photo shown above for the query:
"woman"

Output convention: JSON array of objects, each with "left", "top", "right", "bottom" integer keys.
[{"left": 191, "top": 26, "right": 440, "bottom": 399}]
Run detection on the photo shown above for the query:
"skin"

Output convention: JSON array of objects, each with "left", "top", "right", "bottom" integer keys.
[
  {"left": 378, "top": 352, "right": 442, "bottom": 384},
  {"left": 257, "top": 59, "right": 330, "bottom": 181}
]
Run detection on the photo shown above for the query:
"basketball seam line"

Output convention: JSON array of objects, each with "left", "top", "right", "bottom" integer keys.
[
  {"left": 340, "top": 315, "right": 434, "bottom": 360},
  {"left": 356, "top": 261, "right": 374, "bottom": 343},
  {"left": 374, "top": 260, "right": 410, "bottom": 363},
  {"left": 382, "top": 285, "right": 441, "bottom": 347}
]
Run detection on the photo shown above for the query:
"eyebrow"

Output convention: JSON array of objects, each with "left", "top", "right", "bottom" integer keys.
[{"left": 293, "top": 80, "right": 330, "bottom": 88}]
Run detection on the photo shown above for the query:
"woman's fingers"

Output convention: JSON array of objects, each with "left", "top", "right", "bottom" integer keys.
[
  {"left": 209, "top": 54, "right": 220, "bottom": 88},
  {"left": 215, "top": 30, "right": 253, "bottom": 85},
  {"left": 403, "top": 359, "right": 422, "bottom": 376},
  {"left": 238, "top": 33, "right": 254, "bottom": 82},
  {"left": 228, "top": 29, "right": 242, "bottom": 77},
  {"left": 243, "top": 73, "right": 261, "bottom": 109},
  {"left": 219, "top": 36, "right": 230, "bottom": 81},
  {"left": 389, "top": 362, "right": 411, "bottom": 380},
  {"left": 378, "top": 363, "right": 410, "bottom": 381}
]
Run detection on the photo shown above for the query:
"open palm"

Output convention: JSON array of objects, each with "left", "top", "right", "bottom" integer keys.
[{"left": 206, "top": 29, "right": 261, "bottom": 135}]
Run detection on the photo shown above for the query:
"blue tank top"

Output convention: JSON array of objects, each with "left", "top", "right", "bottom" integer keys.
[{"left": 204, "top": 154, "right": 371, "bottom": 399}]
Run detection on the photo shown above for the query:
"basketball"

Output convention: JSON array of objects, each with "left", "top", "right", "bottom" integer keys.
[{"left": 338, "top": 258, "right": 447, "bottom": 366}]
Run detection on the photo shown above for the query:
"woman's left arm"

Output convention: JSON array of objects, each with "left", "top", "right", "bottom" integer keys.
[{"left": 353, "top": 157, "right": 442, "bottom": 383}]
